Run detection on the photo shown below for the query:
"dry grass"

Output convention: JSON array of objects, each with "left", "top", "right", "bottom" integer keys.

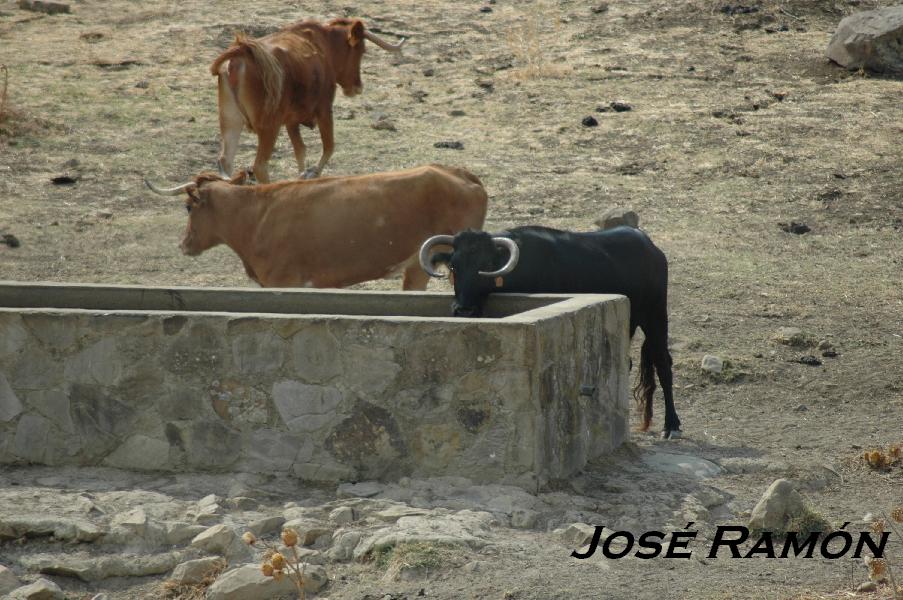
[
  {"left": 502, "top": 1, "right": 572, "bottom": 81},
  {"left": 0, "top": 65, "right": 7, "bottom": 122},
  {"left": 160, "top": 559, "right": 226, "bottom": 600}
]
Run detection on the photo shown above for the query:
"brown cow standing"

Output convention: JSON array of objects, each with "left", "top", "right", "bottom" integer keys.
[
  {"left": 210, "top": 18, "right": 404, "bottom": 184},
  {"left": 144, "top": 165, "right": 487, "bottom": 290}
]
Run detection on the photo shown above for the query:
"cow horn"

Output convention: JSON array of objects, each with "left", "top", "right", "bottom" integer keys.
[
  {"left": 143, "top": 178, "right": 194, "bottom": 196},
  {"left": 419, "top": 234, "right": 455, "bottom": 278},
  {"left": 479, "top": 237, "right": 520, "bottom": 277},
  {"left": 363, "top": 30, "right": 406, "bottom": 53}
]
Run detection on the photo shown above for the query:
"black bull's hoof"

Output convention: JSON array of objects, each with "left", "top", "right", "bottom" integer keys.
[{"left": 662, "top": 429, "right": 683, "bottom": 440}]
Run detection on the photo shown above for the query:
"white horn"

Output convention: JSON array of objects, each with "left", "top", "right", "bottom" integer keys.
[
  {"left": 143, "top": 178, "right": 194, "bottom": 196},
  {"left": 363, "top": 30, "right": 406, "bottom": 53},
  {"left": 419, "top": 234, "right": 455, "bottom": 278},
  {"left": 479, "top": 237, "right": 520, "bottom": 277}
]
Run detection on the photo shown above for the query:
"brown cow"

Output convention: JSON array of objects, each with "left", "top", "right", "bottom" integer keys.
[
  {"left": 144, "top": 165, "right": 487, "bottom": 290},
  {"left": 210, "top": 18, "right": 405, "bottom": 184}
]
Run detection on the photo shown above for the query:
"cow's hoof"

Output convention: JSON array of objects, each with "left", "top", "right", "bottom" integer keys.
[
  {"left": 301, "top": 168, "right": 320, "bottom": 180},
  {"left": 662, "top": 429, "right": 682, "bottom": 440}
]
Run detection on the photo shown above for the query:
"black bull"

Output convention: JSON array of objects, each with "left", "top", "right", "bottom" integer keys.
[{"left": 419, "top": 225, "right": 681, "bottom": 439}]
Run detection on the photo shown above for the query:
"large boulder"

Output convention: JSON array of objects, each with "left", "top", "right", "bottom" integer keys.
[
  {"left": 827, "top": 7, "right": 903, "bottom": 74},
  {"left": 8, "top": 578, "right": 64, "bottom": 599},
  {"left": 748, "top": 479, "right": 827, "bottom": 534},
  {"left": 206, "top": 563, "right": 326, "bottom": 600}
]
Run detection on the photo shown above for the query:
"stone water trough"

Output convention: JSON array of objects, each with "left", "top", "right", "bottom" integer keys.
[{"left": 0, "top": 282, "right": 629, "bottom": 489}]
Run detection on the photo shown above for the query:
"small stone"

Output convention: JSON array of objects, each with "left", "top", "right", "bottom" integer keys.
[
  {"left": 2, "top": 234, "right": 21, "bottom": 248},
  {"left": 422, "top": 67, "right": 435, "bottom": 77},
  {"left": 479, "top": 6, "right": 493, "bottom": 13},
  {"left": 581, "top": 115, "right": 599, "bottom": 127},
  {"left": 329, "top": 506, "right": 356, "bottom": 525},
  {"left": 793, "top": 404, "right": 808, "bottom": 412},
  {"left": 226, "top": 497, "right": 258, "bottom": 511},
  {"left": 701, "top": 355, "right": 724, "bottom": 374},
  {"left": 434, "top": 140, "right": 464, "bottom": 150},
  {"left": 96, "top": 210, "right": 113, "bottom": 219},
  {"left": 817, "top": 339, "right": 834, "bottom": 351},
  {"left": 748, "top": 479, "right": 812, "bottom": 533},
  {"left": 560, "top": 522, "right": 597, "bottom": 547},
  {"left": 134, "top": 80, "right": 149, "bottom": 89},
  {"left": 449, "top": 109, "right": 465, "bottom": 117},
  {"left": 281, "top": 518, "right": 333, "bottom": 546},
  {"left": 8, "top": 578, "right": 64, "bottom": 599},
  {"left": 371, "top": 114, "right": 397, "bottom": 131},
  {"left": 822, "top": 349, "right": 838, "bottom": 358},
  {"left": 594, "top": 208, "right": 639, "bottom": 230},
  {"left": 190, "top": 524, "right": 244, "bottom": 558},
  {"left": 774, "top": 327, "right": 811, "bottom": 347},
  {"left": 610, "top": 101, "right": 632, "bottom": 112},
  {"left": 856, "top": 581, "right": 877, "bottom": 593},
  {"left": 0, "top": 564, "right": 22, "bottom": 596},
  {"left": 50, "top": 174, "right": 79, "bottom": 185},
  {"left": 591, "top": 3, "right": 609, "bottom": 13},
  {"left": 247, "top": 516, "right": 285, "bottom": 537},
  {"left": 168, "top": 557, "right": 225, "bottom": 585}
]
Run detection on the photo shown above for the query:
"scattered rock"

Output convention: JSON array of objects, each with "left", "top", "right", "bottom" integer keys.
[
  {"left": 778, "top": 221, "right": 810, "bottom": 234},
  {"left": 7, "top": 578, "right": 64, "bottom": 599},
  {"left": 164, "top": 521, "right": 207, "bottom": 546},
  {"left": 371, "top": 114, "right": 397, "bottom": 131},
  {"left": 281, "top": 518, "right": 333, "bottom": 546},
  {"left": 796, "top": 355, "right": 823, "bottom": 367},
  {"left": 720, "top": 4, "right": 759, "bottom": 16},
  {"left": 23, "top": 551, "right": 184, "bottom": 581},
  {"left": 609, "top": 101, "right": 632, "bottom": 112},
  {"left": 817, "top": 339, "right": 834, "bottom": 351},
  {"left": 591, "top": 3, "right": 609, "bottom": 14},
  {"left": 422, "top": 67, "right": 435, "bottom": 77},
  {"left": 168, "top": 557, "right": 226, "bottom": 585},
  {"left": 226, "top": 497, "right": 258, "bottom": 511},
  {"left": 434, "top": 141, "right": 464, "bottom": 150},
  {"left": 329, "top": 506, "right": 356, "bottom": 525},
  {"left": 827, "top": 6, "right": 903, "bottom": 74},
  {"left": 328, "top": 530, "right": 363, "bottom": 561},
  {"left": 207, "top": 563, "right": 327, "bottom": 599},
  {"left": 17, "top": 0, "right": 70, "bottom": 15},
  {"left": 246, "top": 516, "right": 285, "bottom": 538},
  {"left": 134, "top": 80, "right": 149, "bottom": 89},
  {"left": 449, "top": 109, "right": 466, "bottom": 117},
  {"left": 748, "top": 479, "right": 825, "bottom": 534},
  {"left": 642, "top": 452, "right": 722, "bottom": 479},
  {"left": 793, "top": 404, "right": 808, "bottom": 412},
  {"left": 822, "top": 349, "right": 838, "bottom": 358},
  {"left": 701, "top": 355, "right": 724, "bottom": 374},
  {"left": 594, "top": 208, "right": 639, "bottom": 230},
  {"left": 856, "top": 581, "right": 877, "bottom": 593},
  {"left": 190, "top": 524, "right": 246, "bottom": 559},
  {"left": 510, "top": 508, "right": 539, "bottom": 529},
  {"left": 96, "top": 210, "right": 113, "bottom": 219},
  {"left": 581, "top": 115, "right": 599, "bottom": 127},
  {"left": 50, "top": 174, "right": 79, "bottom": 185},
  {"left": 0, "top": 564, "right": 22, "bottom": 596},
  {"left": 2, "top": 234, "right": 21, "bottom": 248},
  {"left": 479, "top": 6, "right": 493, "bottom": 13},
  {"left": 560, "top": 522, "right": 597, "bottom": 547},
  {"left": 374, "top": 506, "right": 428, "bottom": 523},
  {"left": 0, "top": 516, "right": 104, "bottom": 543}
]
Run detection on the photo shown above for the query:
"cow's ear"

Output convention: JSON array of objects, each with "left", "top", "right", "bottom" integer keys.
[{"left": 347, "top": 20, "right": 365, "bottom": 47}]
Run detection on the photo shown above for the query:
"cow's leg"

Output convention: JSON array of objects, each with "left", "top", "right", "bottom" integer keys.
[
  {"left": 286, "top": 123, "right": 307, "bottom": 177},
  {"left": 402, "top": 261, "right": 431, "bottom": 291},
  {"left": 217, "top": 74, "right": 244, "bottom": 178},
  {"left": 251, "top": 127, "right": 279, "bottom": 184},
  {"left": 305, "top": 109, "right": 334, "bottom": 179}
]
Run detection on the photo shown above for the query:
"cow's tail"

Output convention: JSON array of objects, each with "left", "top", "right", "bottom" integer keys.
[
  {"left": 633, "top": 336, "right": 655, "bottom": 431},
  {"left": 210, "top": 34, "right": 284, "bottom": 118}
]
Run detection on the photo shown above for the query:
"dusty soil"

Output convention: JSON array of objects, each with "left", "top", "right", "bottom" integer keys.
[{"left": 1, "top": 0, "right": 902, "bottom": 598}]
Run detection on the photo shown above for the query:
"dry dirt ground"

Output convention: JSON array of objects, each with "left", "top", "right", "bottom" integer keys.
[{"left": 1, "top": 0, "right": 902, "bottom": 598}]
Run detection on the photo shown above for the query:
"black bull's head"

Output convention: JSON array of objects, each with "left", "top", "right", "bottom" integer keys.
[{"left": 419, "top": 231, "right": 520, "bottom": 317}]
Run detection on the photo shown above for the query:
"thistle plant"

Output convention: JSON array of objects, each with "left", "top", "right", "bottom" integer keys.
[{"left": 243, "top": 528, "right": 308, "bottom": 600}]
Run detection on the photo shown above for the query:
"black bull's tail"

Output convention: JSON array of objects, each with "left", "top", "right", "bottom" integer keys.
[{"left": 633, "top": 337, "right": 656, "bottom": 431}]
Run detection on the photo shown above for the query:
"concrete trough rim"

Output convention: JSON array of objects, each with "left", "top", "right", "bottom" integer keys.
[{"left": 0, "top": 280, "right": 627, "bottom": 324}]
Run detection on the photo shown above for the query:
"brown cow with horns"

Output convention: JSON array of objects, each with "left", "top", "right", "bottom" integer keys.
[
  {"left": 211, "top": 18, "right": 405, "bottom": 183},
  {"left": 144, "top": 165, "right": 487, "bottom": 290}
]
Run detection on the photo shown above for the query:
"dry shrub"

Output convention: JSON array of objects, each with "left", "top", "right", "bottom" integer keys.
[
  {"left": 862, "top": 444, "right": 903, "bottom": 470},
  {"left": 503, "top": 2, "right": 571, "bottom": 81}
]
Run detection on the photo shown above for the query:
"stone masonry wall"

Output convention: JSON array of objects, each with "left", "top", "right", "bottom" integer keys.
[{"left": 0, "top": 292, "right": 628, "bottom": 490}]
